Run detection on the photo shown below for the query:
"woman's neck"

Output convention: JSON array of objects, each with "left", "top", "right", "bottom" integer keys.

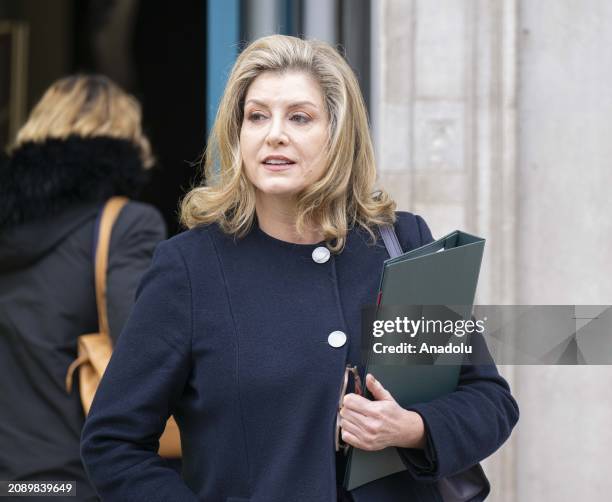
[{"left": 255, "top": 193, "right": 323, "bottom": 245}]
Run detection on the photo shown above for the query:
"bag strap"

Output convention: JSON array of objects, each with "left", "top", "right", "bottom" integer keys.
[
  {"left": 94, "top": 196, "right": 129, "bottom": 336},
  {"left": 379, "top": 224, "right": 403, "bottom": 258}
]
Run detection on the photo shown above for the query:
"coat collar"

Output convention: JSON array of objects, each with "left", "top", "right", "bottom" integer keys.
[{"left": 0, "top": 135, "right": 149, "bottom": 229}]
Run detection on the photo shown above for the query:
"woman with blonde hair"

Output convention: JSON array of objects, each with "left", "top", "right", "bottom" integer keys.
[
  {"left": 0, "top": 75, "right": 165, "bottom": 500},
  {"left": 81, "top": 36, "right": 517, "bottom": 501}
]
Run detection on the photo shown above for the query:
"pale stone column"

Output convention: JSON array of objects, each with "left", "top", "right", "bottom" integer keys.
[{"left": 515, "top": 1, "right": 612, "bottom": 500}]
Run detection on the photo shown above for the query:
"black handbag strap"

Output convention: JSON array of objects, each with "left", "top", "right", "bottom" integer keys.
[{"left": 379, "top": 224, "right": 403, "bottom": 258}]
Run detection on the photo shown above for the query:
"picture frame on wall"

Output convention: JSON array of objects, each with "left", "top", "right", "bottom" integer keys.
[{"left": 0, "top": 21, "right": 28, "bottom": 151}]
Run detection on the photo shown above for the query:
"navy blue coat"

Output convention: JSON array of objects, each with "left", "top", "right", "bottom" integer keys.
[{"left": 81, "top": 212, "right": 519, "bottom": 501}]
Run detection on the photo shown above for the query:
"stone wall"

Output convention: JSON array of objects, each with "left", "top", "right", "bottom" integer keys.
[{"left": 372, "top": 1, "right": 612, "bottom": 499}]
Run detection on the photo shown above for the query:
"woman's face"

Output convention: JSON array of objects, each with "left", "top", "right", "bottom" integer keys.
[{"left": 240, "top": 70, "right": 329, "bottom": 201}]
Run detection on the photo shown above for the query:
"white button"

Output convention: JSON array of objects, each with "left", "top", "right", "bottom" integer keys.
[
  {"left": 328, "top": 330, "right": 347, "bottom": 348},
  {"left": 312, "top": 246, "right": 330, "bottom": 264}
]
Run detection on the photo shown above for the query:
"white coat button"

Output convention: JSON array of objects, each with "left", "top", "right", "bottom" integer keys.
[
  {"left": 328, "top": 331, "right": 347, "bottom": 348},
  {"left": 312, "top": 246, "right": 330, "bottom": 264}
]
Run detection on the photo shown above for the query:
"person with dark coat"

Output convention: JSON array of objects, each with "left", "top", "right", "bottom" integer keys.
[
  {"left": 81, "top": 36, "right": 518, "bottom": 502},
  {"left": 0, "top": 75, "right": 166, "bottom": 501}
]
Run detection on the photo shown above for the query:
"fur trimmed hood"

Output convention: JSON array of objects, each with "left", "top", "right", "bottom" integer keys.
[{"left": 0, "top": 135, "right": 149, "bottom": 229}]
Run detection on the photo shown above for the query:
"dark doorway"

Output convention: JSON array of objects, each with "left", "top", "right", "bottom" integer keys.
[{"left": 73, "top": 0, "right": 207, "bottom": 235}]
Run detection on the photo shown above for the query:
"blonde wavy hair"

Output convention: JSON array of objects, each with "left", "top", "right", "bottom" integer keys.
[
  {"left": 180, "top": 35, "right": 395, "bottom": 251},
  {"left": 14, "top": 74, "right": 154, "bottom": 167}
]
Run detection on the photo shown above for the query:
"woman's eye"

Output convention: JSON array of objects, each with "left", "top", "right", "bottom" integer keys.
[
  {"left": 290, "top": 114, "right": 310, "bottom": 124},
  {"left": 248, "top": 112, "right": 267, "bottom": 122}
]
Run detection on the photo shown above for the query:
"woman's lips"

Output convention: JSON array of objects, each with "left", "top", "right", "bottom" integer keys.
[{"left": 262, "top": 162, "right": 295, "bottom": 172}]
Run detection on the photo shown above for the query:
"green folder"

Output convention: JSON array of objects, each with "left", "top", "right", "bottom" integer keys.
[{"left": 344, "top": 230, "right": 485, "bottom": 491}]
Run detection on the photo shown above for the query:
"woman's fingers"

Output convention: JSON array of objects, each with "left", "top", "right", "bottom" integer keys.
[
  {"left": 339, "top": 403, "right": 368, "bottom": 421},
  {"left": 340, "top": 428, "right": 366, "bottom": 450},
  {"left": 339, "top": 376, "right": 413, "bottom": 451},
  {"left": 340, "top": 416, "right": 383, "bottom": 451},
  {"left": 365, "top": 374, "right": 395, "bottom": 402},
  {"left": 340, "top": 413, "right": 377, "bottom": 450},
  {"left": 340, "top": 403, "right": 387, "bottom": 451},
  {"left": 342, "top": 392, "right": 374, "bottom": 414},
  {"left": 340, "top": 406, "right": 377, "bottom": 433},
  {"left": 339, "top": 415, "right": 363, "bottom": 436}
]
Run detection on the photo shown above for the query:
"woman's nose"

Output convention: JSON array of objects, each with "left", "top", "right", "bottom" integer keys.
[{"left": 265, "top": 117, "right": 289, "bottom": 146}]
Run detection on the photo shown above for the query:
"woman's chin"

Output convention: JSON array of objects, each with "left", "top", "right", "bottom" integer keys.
[{"left": 255, "top": 182, "right": 302, "bottom": 198}]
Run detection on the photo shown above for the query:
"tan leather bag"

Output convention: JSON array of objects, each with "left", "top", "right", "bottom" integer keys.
[{"left": 65, "top": 196, "right": 182, "bottom": 458}]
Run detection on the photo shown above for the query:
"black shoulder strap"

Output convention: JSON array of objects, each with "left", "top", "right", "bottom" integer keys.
[{"left": 379, "top": 224, "right": 403, "bottom": 258}]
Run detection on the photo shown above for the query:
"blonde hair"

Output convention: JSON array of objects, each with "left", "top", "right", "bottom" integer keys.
[
  {"left": 180, "top": 35, "right": 395, "bottom": 251},
  {"left": 14, "top": 75, "right": 154, "bottom": 167}
]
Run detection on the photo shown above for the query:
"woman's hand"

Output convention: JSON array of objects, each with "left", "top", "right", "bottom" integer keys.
[{"left": 339, "top": 374, "right": 426, "bottom": 451}]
